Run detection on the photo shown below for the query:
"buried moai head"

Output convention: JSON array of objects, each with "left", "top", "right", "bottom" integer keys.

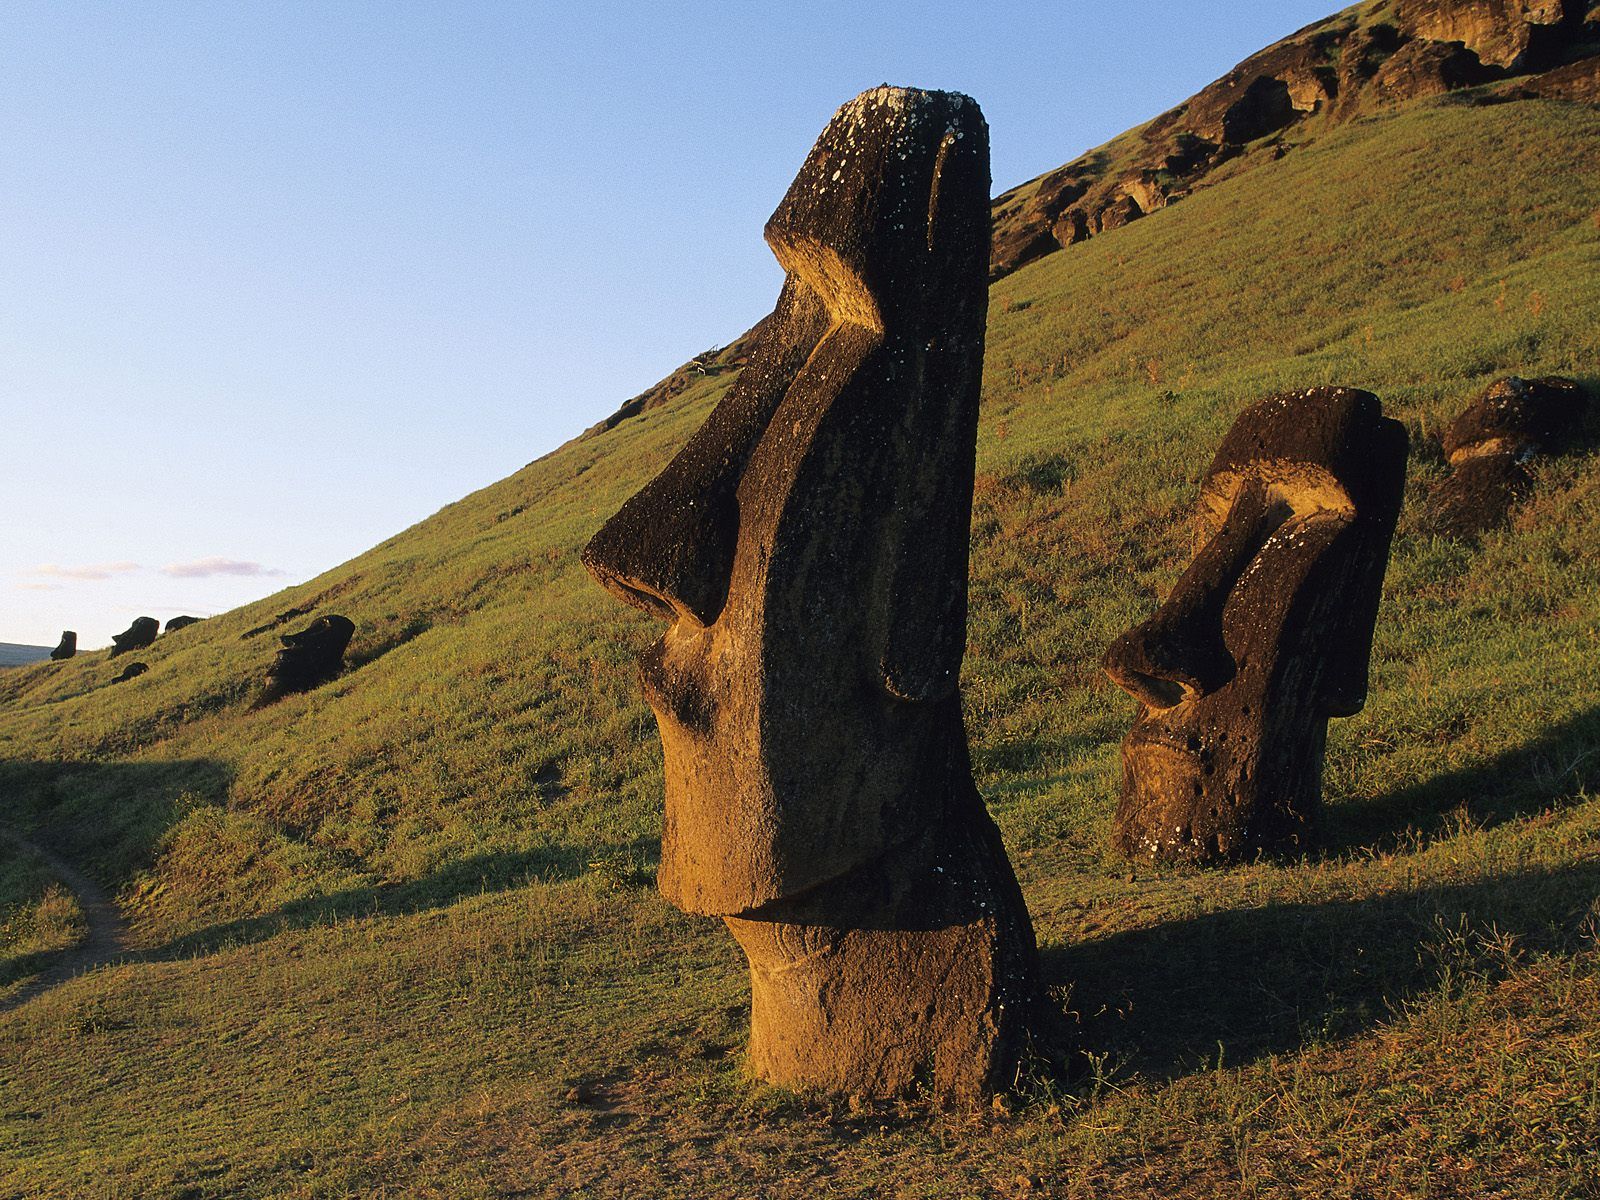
[
  {"left": 164, "top": 615, "right": 203, "bottom": 634},
  {"left": 1427, "top": 376, "right": 1590, "bottom": 538},
  {"left": 582, "top": 87, "right": 1042, "bottom": 1099},
  {"left": 109, "top": 617, "right": 159, "bottom": 658},
  {"left": 1102, "top": 389, "right": 1408, "bottom": 865},
  {"left": 583, "top": 85, "right": 993, "bottom": 917},
  {"left": 50, "top": 631, "right": 76, "bottom": 661},
  {"left": 262, "top": 614, "right": 354, "bottom": 701},
  {"left": 111, "top": 661, "right": 148, "bottom": 684}
]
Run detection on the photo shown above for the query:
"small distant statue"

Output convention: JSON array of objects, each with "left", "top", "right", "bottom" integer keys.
[
  {"left": 164, "top": 615, "right": 204, "bottom": 634},
  {"left": 50, "top": 631, "right": 76, "bottom": 661},
  {"left": 1102, "top": 388, "right": 1408, "bottom": 865},
  {"left": 261, "top": 615, "right": 354, "bottom": 702},
  {"left": 1427, "top": 376, "right": 1589, "bottom": 537},
  {"left": 583, "top": 87, "right": 1044, "bottom": 1100},
  {"left": 111, "top": 661, "right": 148, "bottom": 684},
  {"left": 109, "top": 617, "right": 159, "bottom": 658}
]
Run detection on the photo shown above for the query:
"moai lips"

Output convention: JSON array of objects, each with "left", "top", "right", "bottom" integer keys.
[
  {"left": 583, "top": 87, "right": 1044, "bottom": 1100},
  {"left": 1428, "top": 376, "right": 1589, "bottom": 538},
  {"left": 1103, "top": 389, "right": 1408, "bottom": 866}
]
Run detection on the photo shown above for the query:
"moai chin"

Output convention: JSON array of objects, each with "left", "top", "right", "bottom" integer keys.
[
  {"left": 1102, "top": 389, "right": 1408, "bottom": 866},
  {"left": 582, "top": 86, "right": 1043, "bottom": 1100}
]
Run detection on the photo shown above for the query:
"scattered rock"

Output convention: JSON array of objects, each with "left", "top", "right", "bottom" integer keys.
[
  {"left": 1102, "top": 389, "right": 1408, "bottom": 866},
  {"left": 583, "top": 86, "right": 1047, "bottom": 1102},
  {"left": 111, "top": 661, "right": 148, "bottom": 684},
  {"left": 260, "top": 615, "right": 355, "bottom": 702},
  {"left": 50, "top": 631, "right": 76, "bottom": 661},
  {"left": 163, "top": 615, "right": 203, "bottom": 633},
  {"left": 1427, "top": 375, "right": 1590, "bottom": 536},
  {"left": 109, "top": 617, "right": 159, "bottom": 658}
]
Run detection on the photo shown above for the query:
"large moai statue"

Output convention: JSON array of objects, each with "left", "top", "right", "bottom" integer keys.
[
  {"left": 109, "top": 617, "right": 159, "bottom": 657},
  {"left": 1102, "top": 389, "right": 1408, "bottom": 866},
  {"left": 582, "top": 87, "right": 1043, "bottom": 1100},
  {"left": 1427, "top": 375, "right": 1589, "bottom": 537},
  {"left": 50, "top": 631, "right": 77, "bottom": 661},
  {"left": 261, "top": 614, "right": 354, "bottom": 702}
]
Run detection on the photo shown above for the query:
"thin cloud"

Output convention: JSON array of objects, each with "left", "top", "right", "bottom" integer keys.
[
  {"left": 29, "top": 561, "right": 141, "bottom": 581},
  {"left": 160, "top": 557, "right": 285, "bottom": 580},
  {"left": 15, "top": 581, "right": 64, "bottom": 591}
]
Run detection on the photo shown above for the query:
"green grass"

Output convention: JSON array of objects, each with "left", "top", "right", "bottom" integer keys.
[
  {"left": 0, "top": 843, "right": 84, "bottom": 1001},
  {"left": 1, "top": 95, "right": 1599, "bottom": 1197}
]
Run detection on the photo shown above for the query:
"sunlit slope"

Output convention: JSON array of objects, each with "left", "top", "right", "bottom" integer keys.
[
  {"left": 0, "top": 96, "right": 1596, "bottom": 946},
  {"left": 3, "top": 93, "right": 1600, "bottom": 1200}
]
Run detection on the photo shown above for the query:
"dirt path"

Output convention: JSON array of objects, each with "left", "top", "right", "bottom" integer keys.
[{"left": 0, "top": 826, "right": 133, "bottom": 1013}]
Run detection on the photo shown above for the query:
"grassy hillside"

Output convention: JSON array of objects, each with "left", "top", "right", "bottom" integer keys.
[{"left": 2, "top": 95, "right": 1599, "bottom": 1197}]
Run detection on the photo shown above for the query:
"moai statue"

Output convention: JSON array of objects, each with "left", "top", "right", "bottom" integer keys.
[
  {"left": 1102, "top": 389, "right": 1408, "bottom": 866},
  {"left": 109, "top": 617, "right": 159, "bottom": 657},
  {"left": 261, "top": 614, "right": 354, "bottom": 702},
  {"left": 111, "top": 661, "right": 148, "bottom": 684},
  {"left": 1428, "top": 376, "right": 1589, "bottom": 537},
  {"left": 163, "top": 615, "right": 204, "bottom": 634},
  {"left": 50, "top": 631, "right": 77, "bottom": 661},
  {"left": 582, "top": 87, "right": 1043, "bottom": 1100}
]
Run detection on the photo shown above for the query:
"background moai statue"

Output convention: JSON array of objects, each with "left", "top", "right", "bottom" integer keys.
[
  {"left": 50, "top": 631, "right": 76, "bottom": 661},
  {"left": 109, "top": 617, "right": 159, "bottom": 657},
  {"left": 582, "top": 87, "right": 1043, "bottom": 1100},
  {"left": 1427, "top": 375, "right": 1589, "bottom": 537},
  {"left": 164, "top": 615, "right": 204, "bottom": 633},
  {"left": 111, "top": 661, "right": 148, "bottom": 684},
  {"left": 1102, "top": 389, "right": 1408, "bottom": 865},
  {"left": 261, "top": 614, "right": 354, "bottom": 702}
]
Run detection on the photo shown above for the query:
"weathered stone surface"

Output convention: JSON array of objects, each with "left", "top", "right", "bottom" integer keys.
[
  {"left": 50, "top": 631, "right": 76, "bottom": 661},
  {"left": 109, "top": 617, "right": 159, "bottom": 658},
  {"left": 262, "top": 615, "right": 354, "bottom": 701},
  {"left": 1103, "top": 389, "right": 1408, "bottom": 866},
  {"left": 583, "top": 86, "right": 1043, "bottom": 1100},
  {"left": 1368, "top": 37, "right": 1495, "bottom": 105},
  {"left": 163, "top": 615, "right": 203, "bottom": 633},
  {"left": 1395, "top": 0, "right": 1580, "bottom": 70},
  {"left": 1096, "top": 193, "right": 1144, "bottom": 232},
  {"left": 111, "top": 661, "right": 148, "bottom": 684},
  {"left": 1428, "top": 375, "right": 1590, "bottom": 535}
]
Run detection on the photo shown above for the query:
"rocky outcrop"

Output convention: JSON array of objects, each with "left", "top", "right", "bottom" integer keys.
[
  {"left": 50, "top": 632, "right": 76, "bottom": 661},
  {"left": 986, "top": 0, "right": 1598, "bottom": 280},
  {"left": 1426, "top": 376, "right": 1591, "bottom": 536},
  {"left": 109, "top": 617, "right": 159, "bottom": 658},
  {"left": 583, "top": 86, "right": 1047, "bottom": 1101}
]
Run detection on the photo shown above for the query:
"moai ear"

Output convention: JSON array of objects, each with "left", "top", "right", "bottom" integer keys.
[{"left": 879, "top": 112, "right": 989, "bottom": 704}]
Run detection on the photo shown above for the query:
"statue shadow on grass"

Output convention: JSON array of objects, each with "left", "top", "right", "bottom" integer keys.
[
  {"left": 1048, "top": 858, "right": 1600, "bottom": 1085},
  {"left": 1322, "top": 702, "right": 1600, "bottom": 856},
  {"left": 143, "top": 835, "right": 659, "bottom": 963}
]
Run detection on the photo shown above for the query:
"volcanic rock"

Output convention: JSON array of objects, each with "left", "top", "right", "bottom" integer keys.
[
  {"left": 111, "top": 661, "right": 148, "bottom": 684},
  {"left": 1102, "top": 389, "right": 1408, "bottom": 866},
  {"left": 582, "top": 86, "right": 1045, "bottom": 1100},
  {"left": 1427, "top": 375, "right": 1590, "bottom": 535},
  {"left": 109, "top": 617, "right": 159, "bottom": 658},
  {"left": 261, "top": 615, "right": 355, "bottom": 701}
]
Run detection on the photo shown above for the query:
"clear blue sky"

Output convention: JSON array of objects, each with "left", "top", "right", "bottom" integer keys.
[{"left": 1, "top": 1, "right": 1339, "bottom": 648}]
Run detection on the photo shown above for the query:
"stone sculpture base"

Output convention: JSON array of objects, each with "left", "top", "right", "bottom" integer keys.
[{"left": 724, "top": 787, "right": 1038, "bottom": 1101}]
